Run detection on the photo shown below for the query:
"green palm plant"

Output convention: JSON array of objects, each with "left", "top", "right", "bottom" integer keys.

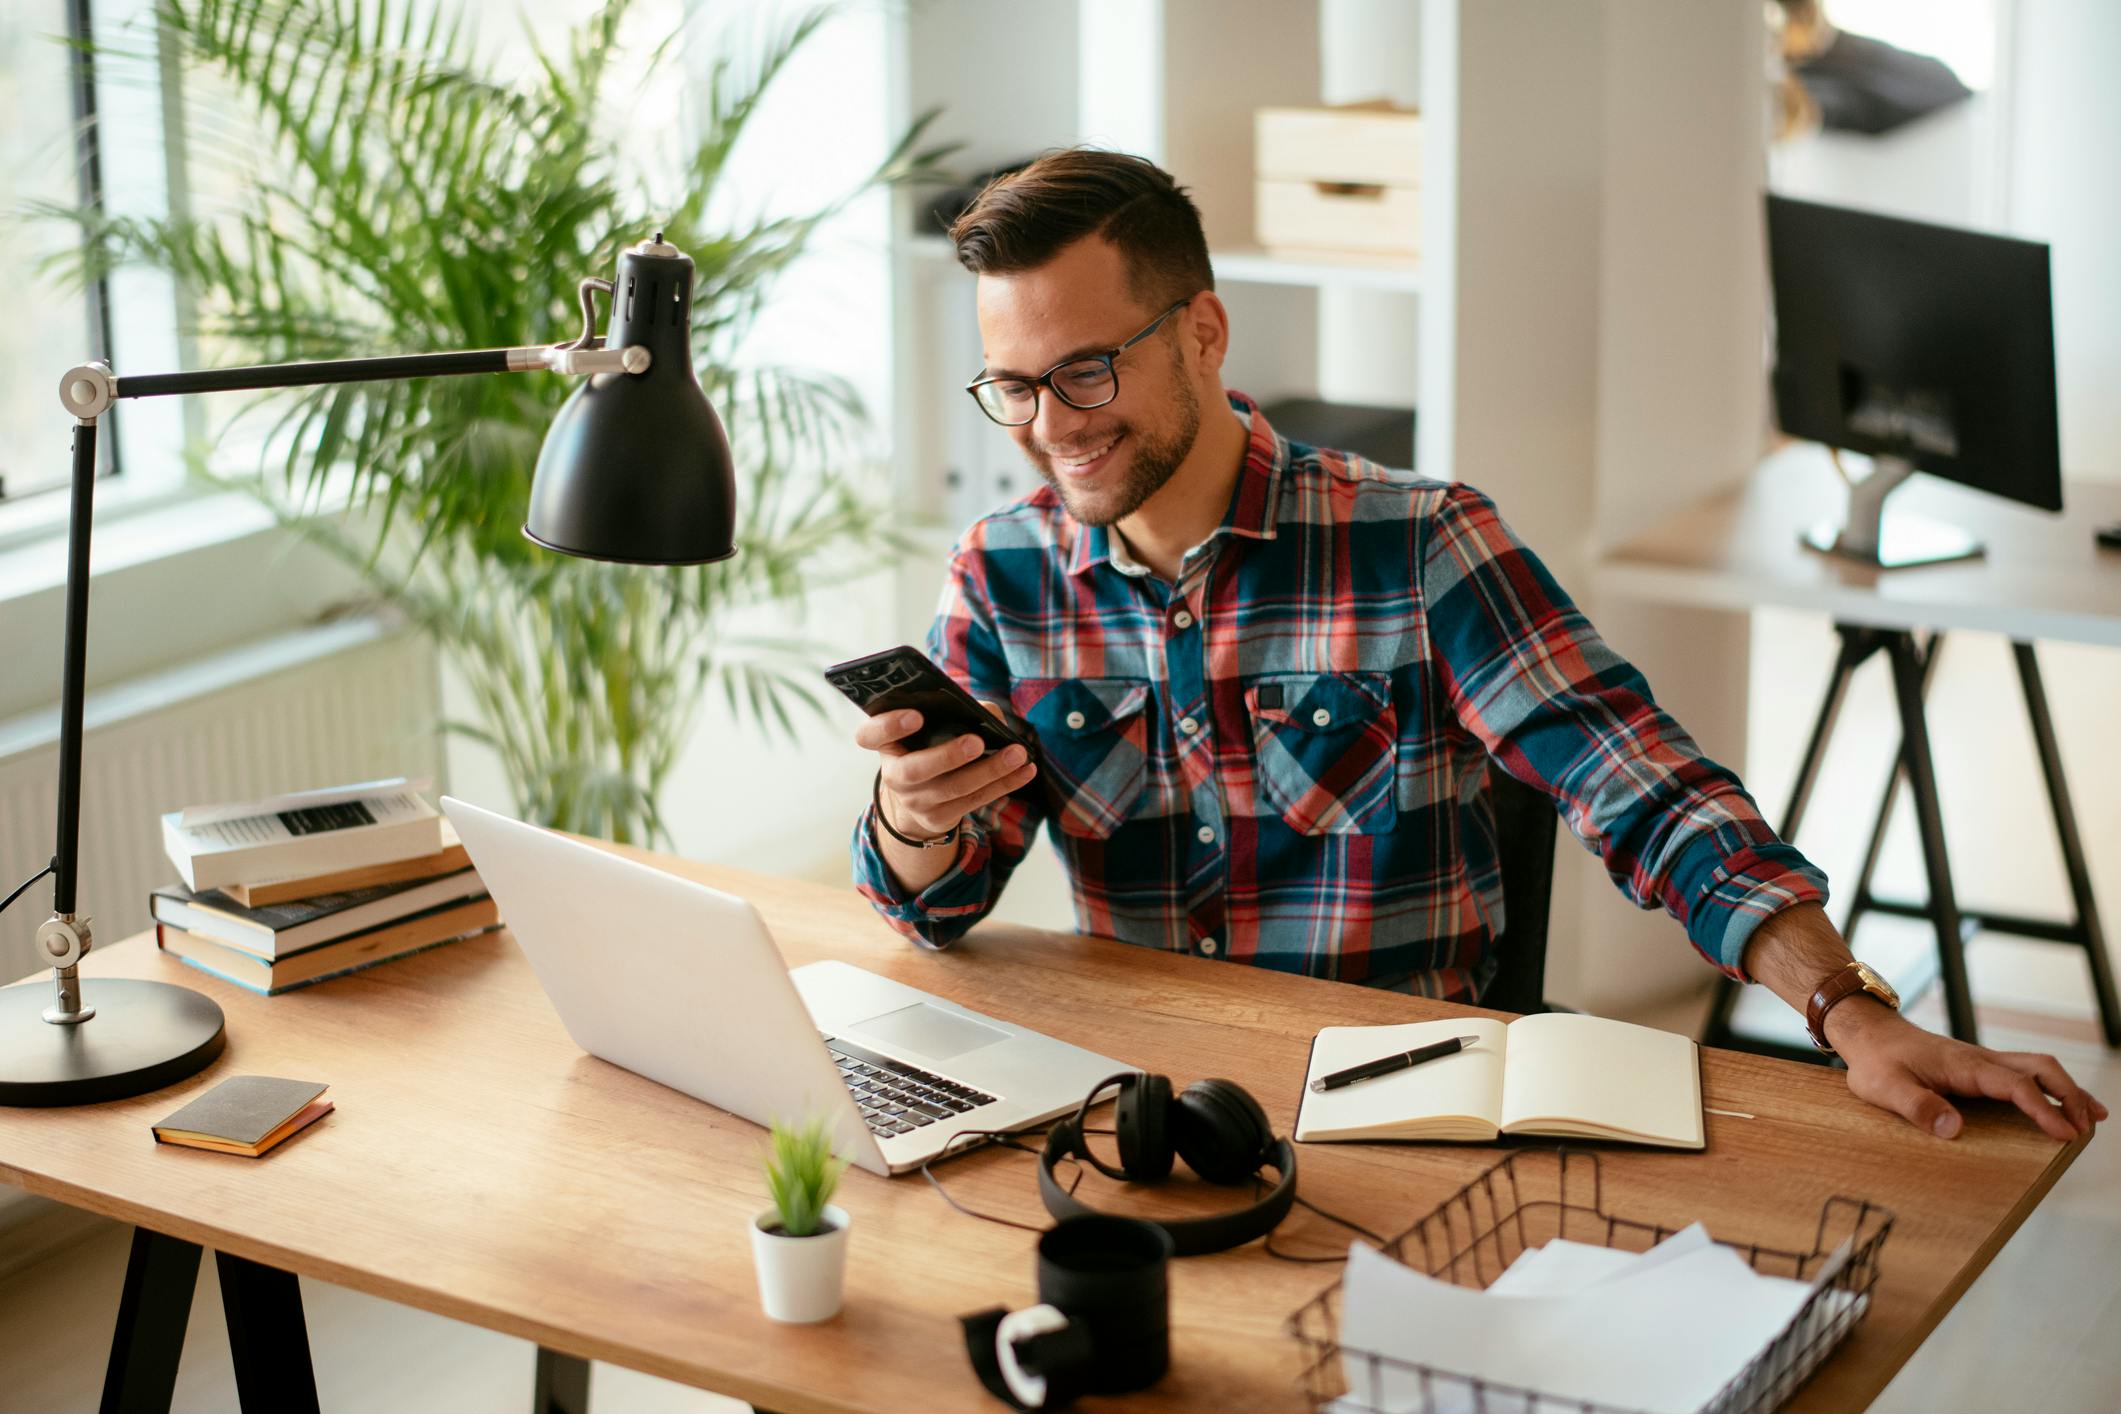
[{"left": 49, "top": 0, "right": 945, "bottom": 844}]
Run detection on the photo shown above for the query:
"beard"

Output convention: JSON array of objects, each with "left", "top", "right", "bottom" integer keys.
[{"left": 1029, "top": 372, "right": 1202, "bottom": 528}]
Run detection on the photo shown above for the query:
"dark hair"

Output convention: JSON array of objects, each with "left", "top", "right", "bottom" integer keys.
[{"left": 948, "top": 148, "right": 1213, "bottom": 307}]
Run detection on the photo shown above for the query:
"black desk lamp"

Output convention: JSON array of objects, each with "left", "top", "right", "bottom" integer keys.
[{"left": 0, "top": 234, "right": 736, "bottom": 1106}]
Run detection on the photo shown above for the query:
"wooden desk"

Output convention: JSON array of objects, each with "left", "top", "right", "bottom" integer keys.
[{"left": 0, "top": 852, "right": 2089, "bottom": 1412}]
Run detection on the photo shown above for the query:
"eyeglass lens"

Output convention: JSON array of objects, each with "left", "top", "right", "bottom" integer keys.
[{"left": 975, "top": 359, "right": 1118, "bottom": 426}]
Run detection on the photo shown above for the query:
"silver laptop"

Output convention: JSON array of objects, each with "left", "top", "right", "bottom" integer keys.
[{"left": 441, "top": 796, "right": 1125, "bottom": 1176}]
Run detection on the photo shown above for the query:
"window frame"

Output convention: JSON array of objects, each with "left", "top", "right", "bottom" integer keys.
[{"left": 0, "top": 0, "right": 201, "bottom": 547}]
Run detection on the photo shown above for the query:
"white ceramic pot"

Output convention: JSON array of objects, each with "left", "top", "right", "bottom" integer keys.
[{"left": 749, "top": 1204, "right": 850, "bottom": 1323}]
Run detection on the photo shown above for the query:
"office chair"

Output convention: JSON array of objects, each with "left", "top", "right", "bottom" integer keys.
[{"left": 1478, "top": 764, "right": 1561, "bottom": 1016}]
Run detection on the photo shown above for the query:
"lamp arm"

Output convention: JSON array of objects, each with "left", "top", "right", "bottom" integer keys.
[{"left": 65, "top": 344, "right": 648, "bottom": 410}]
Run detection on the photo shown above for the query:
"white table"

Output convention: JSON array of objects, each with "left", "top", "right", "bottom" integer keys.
[{"left": 1594, "top": 444, "right": 2121, "bottom": 1056}]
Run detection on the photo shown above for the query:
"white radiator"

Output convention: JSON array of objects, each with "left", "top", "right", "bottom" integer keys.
[{"left": 0, "top": 617, "right": 443, "bottom": 979}]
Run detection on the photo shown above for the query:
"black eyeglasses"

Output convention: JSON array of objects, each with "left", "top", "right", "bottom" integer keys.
[{"left": 965, "top": 297, "right": 1195, "bottom": 427}]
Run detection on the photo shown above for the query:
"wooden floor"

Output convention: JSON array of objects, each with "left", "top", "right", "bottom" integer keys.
[{"left": 1, "top": 952, "right": 2114, "bottom": 1412}]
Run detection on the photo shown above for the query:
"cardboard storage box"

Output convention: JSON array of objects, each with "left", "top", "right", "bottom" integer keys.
[{"left": 1254, "top": 103, "right": 1420, "bottom": 258}]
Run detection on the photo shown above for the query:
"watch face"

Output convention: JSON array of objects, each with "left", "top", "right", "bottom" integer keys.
[{"left": 1852, "top": 961, "right": 1902, "bottom": 1009}]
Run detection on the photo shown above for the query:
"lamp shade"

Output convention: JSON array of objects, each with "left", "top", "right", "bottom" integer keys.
[{"left": 525, "top": 237, "right": 738, "bottom": 564}]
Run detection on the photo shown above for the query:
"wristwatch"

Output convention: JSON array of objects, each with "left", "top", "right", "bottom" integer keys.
[{"left": 1805, "top": 961, "right": 1902, "bottom": 1053}]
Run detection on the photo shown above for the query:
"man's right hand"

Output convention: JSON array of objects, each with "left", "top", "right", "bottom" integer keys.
[{"left": 858, "top": 707, "right": 1038, "bottom": 859}]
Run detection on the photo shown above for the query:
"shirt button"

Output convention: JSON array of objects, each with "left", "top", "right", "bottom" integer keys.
[
  {"left": 1065, "top": 710, "right": 1086, "bottom": 729},
  {"left": 1199, "top": 937, "right": 1220, "bottom": 957},
  {"left": 1179, "top": 716, "right": 1200, "bottom": 736},
  {"left": 1196, "top": 824, "right": 1216, "bottom": 845},
  {"left": 1172, "top": 609, "right": 1195, "bottom": 630},
  {"left": 1312, "top": 707, "right": 1332, "bottom": 727}
]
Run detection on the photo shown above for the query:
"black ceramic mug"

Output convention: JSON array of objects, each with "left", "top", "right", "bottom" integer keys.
[
  {"left": 1033, "top": 1215, "right": 1174, "bottom": 1395},
  {"left": 962, "top": 1215, "right": 1176, "bottom": 1408}
]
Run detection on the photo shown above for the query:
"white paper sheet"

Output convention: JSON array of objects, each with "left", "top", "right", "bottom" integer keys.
[{"left": 1336, "top": 1226, "right": 1828, "bottom": 1414}]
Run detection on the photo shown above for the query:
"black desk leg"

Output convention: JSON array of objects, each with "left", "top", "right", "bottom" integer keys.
[
  {"left": 1886, "top": 632, "right": 1978, "bottom": 1042},
  {"left": 101, "top": 1228, "right": 201, "bottom": 1414},
  {"left": 2014, "top": 641, "right": 2121, "bottom": 1046},
  {"left": 1840, "top": 633, "right": 1944, "bottom": 947},
  {"left": 216, "top": 1251, "right": 320, "bottom": 1413},
  {"left": 535, "top": 1347, "right": 592, "bottom": 1414}
]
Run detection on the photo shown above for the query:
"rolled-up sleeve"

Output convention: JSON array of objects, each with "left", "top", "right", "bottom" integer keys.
[
  {"left": 1420, "top": 485, "right": 1828, "bottom": 976},
  {"left": 850, "top": 545, "right": 1048, "bottom": 947}
]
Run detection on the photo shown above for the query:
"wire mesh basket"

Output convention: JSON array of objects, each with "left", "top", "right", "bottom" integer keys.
[{"left": 1286, "top": 1148, "right": 1893, "bottom": 1414}]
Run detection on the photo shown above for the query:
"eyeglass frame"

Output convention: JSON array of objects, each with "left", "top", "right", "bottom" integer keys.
[{"left": 963, "top": 296, "right": 1197, "bottom": 427}]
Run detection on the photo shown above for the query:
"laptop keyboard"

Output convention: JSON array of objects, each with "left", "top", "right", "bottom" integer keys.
[{"left": 824, "top": 1036, "right": 997, "bottom": 1138}]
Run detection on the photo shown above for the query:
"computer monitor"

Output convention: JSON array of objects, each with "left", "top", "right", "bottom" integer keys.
[{"left": 1766, "top": 193, "right": 2061, "bottom": 568}]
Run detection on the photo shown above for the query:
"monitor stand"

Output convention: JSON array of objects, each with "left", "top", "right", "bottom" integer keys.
[{"left": 1801, "top": 453, "right": 1984, "bottom": 569}]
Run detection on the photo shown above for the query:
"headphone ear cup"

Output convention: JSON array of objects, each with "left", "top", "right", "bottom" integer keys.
[
  {"left": 1073, "top": 1072, "right": 1139, "bottom": 1183},
  {"left": 1119, "top": 1072, "right": 1175, "bottom": 1182},
  {"left": 1172, "top": 1078, "right": 1273, "bottom": 1185}
]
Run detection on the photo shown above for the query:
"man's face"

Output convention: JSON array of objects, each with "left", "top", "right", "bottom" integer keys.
[{"left": 974, "top": 236, "right": 1202, "bottom": 527}]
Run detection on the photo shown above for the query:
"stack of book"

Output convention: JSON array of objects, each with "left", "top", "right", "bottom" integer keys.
[{"left": 153, "top": 780, "right": 498, "bottom": 995}]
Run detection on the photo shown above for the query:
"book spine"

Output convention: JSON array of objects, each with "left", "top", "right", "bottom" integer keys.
[
  {"left": 162, "top": 921, "right": 496, "bottom": 995},
  {"left": 254, "top": 925, "right": 498, "bottom": 995},
  {"left": 165, "top": 946, "right": 273, "bottom": 997}
]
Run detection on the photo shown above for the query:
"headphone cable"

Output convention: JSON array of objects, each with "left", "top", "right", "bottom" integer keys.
[
  {"left": 1260, "top": 1181, "right": 1390, "bottom": 1263},
  {"left": 919, "top": 1125, "right": 1096, "bottom": 1233},
  {"left": 923, "top": 1127, "right": 1387, "bottom": 1261}
]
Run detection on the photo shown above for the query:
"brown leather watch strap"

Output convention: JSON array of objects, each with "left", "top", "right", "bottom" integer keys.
[{"left": 1806, "top": 963, "right": 1877, "bottom": 1052}]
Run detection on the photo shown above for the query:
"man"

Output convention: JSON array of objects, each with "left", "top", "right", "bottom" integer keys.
[{"left": 849, "top": 149, "right": 2101, "bottom": 1143}]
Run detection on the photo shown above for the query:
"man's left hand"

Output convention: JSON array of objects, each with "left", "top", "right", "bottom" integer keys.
[{"left": 1827, "top": 995, "right": 2106, "bottom": 1141}]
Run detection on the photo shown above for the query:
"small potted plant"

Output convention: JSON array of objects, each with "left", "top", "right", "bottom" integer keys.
[{"left": 750, "top": 1117, "right": 852, "bottom": 1323}]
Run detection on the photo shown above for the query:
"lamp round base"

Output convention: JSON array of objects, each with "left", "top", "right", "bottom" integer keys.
[{"left": 0, "top": 979, "right": 226, "bottom": 1108}]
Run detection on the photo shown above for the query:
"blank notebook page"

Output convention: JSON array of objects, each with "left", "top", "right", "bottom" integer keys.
[
  {"left": 1296, "top": 1017, "right": 1510, "bottom": 1140},
  {"left": 1498, "top": 1012, "right": 1702, "bottom": 1146}
]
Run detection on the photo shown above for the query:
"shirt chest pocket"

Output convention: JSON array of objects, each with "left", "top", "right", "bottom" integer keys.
[
  {"left": 1012, "top": 678, "right": 1151, "bottom": 839},
  {"left": 1244, "top": 672, "right": 1400, "bottom": 835}
]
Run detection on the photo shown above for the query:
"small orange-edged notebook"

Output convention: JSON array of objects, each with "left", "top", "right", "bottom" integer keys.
[{"left": 152, "top": 1075, "right": 332, "bottom": 1157}]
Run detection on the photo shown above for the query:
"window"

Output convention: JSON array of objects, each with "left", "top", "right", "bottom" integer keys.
[
  {"left": 0, "top": 0, "right": 112, "bottom": 505},
  {"left": 1826, "top": 0, "right": 1998, "bottom": 91},
  {"left": 0, "top": 0, "right": 191, "bottom": 538}
]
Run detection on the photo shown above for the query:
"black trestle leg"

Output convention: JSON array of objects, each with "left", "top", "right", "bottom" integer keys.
[
  {"left": 1886, "top": 631, "right": 1978, "bottom": 1043},
  {"left": 535, "top": 1346, "right": 592, "bottom": 1414},
  {"left": 101, "top": 1229, "right": 202, "bottom": 1414},
  {"left": 1841, "top": 632, "right": 1945, "bottom": 947},
  {"left": 2014, "top": 641, "right": 2121, "bottom": 1047},
  {"left": 216, "top": 1250, "right": 320, "bottom": 1413}
]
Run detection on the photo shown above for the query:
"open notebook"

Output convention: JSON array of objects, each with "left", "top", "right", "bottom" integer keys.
[{"left": 1294, "top": 1014, "right": 1703, "bottom": 1149}]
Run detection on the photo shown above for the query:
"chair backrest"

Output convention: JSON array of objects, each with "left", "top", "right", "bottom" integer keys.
[{"left": 1479, "top": 764, "right": 1560, "bottom": 1015}]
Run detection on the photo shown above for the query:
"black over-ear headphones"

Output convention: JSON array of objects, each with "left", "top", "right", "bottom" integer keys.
[{"left": 1038, "top": 1071, "right": 1297, "bottom": 1256}]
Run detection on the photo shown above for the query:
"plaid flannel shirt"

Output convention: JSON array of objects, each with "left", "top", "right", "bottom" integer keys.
[{"left": 852, "top": 394, "right": 1827, "bottom": 999}]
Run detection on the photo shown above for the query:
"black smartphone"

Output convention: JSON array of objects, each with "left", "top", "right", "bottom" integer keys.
[{"left": 824, "top": 646, "right": 1037, "bottom": 757}]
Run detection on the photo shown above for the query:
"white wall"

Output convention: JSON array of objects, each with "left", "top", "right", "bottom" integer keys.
[
  {"left": 2008, "top": 0, "right": 2121, "bottom": 479},
  {"left": 1422, "top": 0, "right": 1766, "bottom": 1013},
  {"left": 1572, "top": 1, "right": 1773, "bottom": 1011}
]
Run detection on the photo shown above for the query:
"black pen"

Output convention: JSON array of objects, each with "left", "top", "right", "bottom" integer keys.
[{"left": 1308, "top": 1035, "right": 1481, "bottom": 1093}]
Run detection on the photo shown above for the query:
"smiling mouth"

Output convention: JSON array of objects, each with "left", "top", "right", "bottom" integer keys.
[{"left": 1047, "top": 432, "right": 1124, "bottom": 479}]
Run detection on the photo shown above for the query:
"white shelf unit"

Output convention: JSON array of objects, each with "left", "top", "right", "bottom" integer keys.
[{"left": 886, "top": 0, "right": 1425, "bottom": 556}]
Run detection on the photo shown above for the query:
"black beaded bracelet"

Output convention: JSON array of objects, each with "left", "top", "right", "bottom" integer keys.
[{"left": 872, "top": 770, "right": 961, "bottom": 850}]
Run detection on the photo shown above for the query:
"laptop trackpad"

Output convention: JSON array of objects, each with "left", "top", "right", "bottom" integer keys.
[{"left": 850, "top": 1002, "right": 1009, "bottom": 1061}]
